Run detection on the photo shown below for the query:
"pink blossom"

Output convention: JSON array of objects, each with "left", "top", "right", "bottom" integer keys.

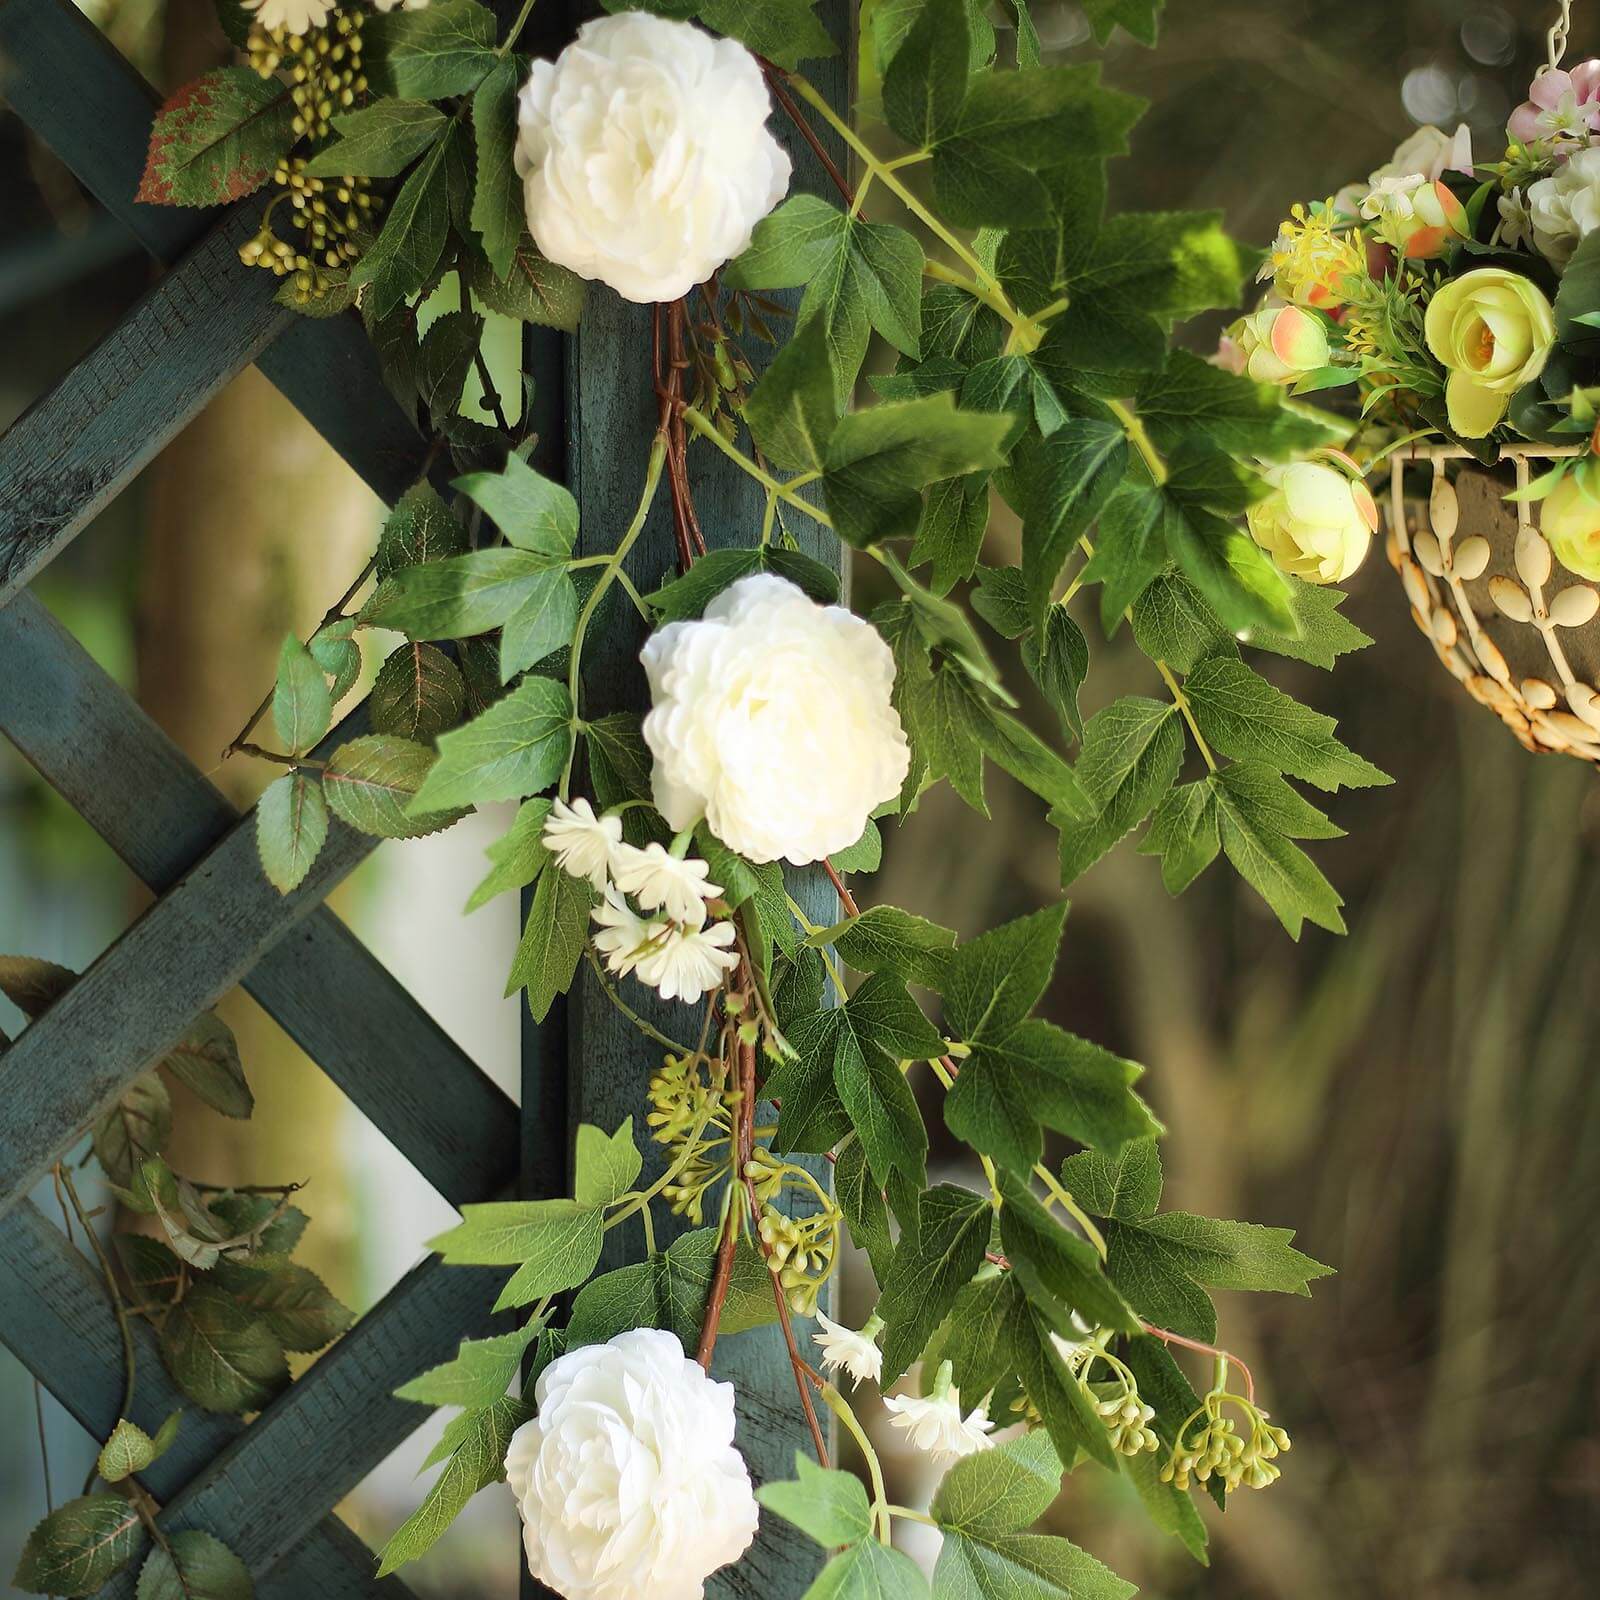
[{"left": 1509, "top": 62, "right": 1600, "bottom": 146}]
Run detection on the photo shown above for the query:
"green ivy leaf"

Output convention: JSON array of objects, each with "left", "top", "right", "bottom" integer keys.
[
  {"left": 825, "top": 395, "right": 1012, "bottom": 547},
  {"left": 1182, "top": 657, "right": 1389, "bottom": 792},
  {"left": 805, "top": 1538, "right": 930, "bottom": 1600},
  {"left": 377, "top": 1393, "right": 530, "bottom": 1574},
  {"left": 1164, "top": 502, "right": 1294, "bottom": 634},
  {"left": 134, "top": 1531, "right": 252, "bottom": 1600},
  {"left": 1139, "top": 779, "right": 1221, "bottom": 897},
  {"left": 743, "top": 317, "right": 841, "bottom": 472},
  {"left": 696, "top": 0, "right": 836, "bottom": 70},
  {"left": 397, "top": 1322, "right": 542, "bottom": 1410},
  {"left": 409, "top": 676, "right": 572, "bottom": 813},
  {"left": 13, "top": 1495, "right": 144, "bottom": 1597},
  {"left": 417, "top": 309, "right": 483, "bottom": 420},
  {"left": 758, "top": 1453, "right": 875, "bottom": 1548},
  {"left": 1055, "top": 698, "right": 1181, "bottom": 885},
  {"left": 1009, "top": 1293, "right": 1117, "bottom": 1469},
  {"left": 882, "top": 0, "right": 970, "bottom": 148},
  {"left": 911, "top": 473, "right": 991, "bottom": 595},
  {"left": 508, "top": 855, "right": 593, "bottom": 1020},
  {"left": 942, "top": 902, "right": 1067, "bottom": 1045},
  {"left": 303, "top": 99, "right": 447, "bottom": 178},
  {"left": 464, "top": 232, "right": 587, "bottom": 330},
  {"left": 878, "top": 1183, "right": 993, "bottom": 1380},
  {"left": 1128, "top": 571, "right": 1234, "bottom": 675},
  {"left": 323, "top": 735, "right": 467, "bottom": 839},
  {"left": 367, "top": 0, "right": 498, "bottom": 98},
  {"left": 575, "top": 1118, "right": 643, "bottom": 1207},
  {"left": 160, "top": 1283, "right": 287, "bottom": 1414},
  {"left": 363, "top": 547, "right": 567, "bottom": 639},
  {"left": 371, "top": 643, "right": 468, "bottom": 744},
  {"left": 136, "top": 68, "right": 293, "bottom": 207},
  {"left": 1014, "top": 419, "right": 1128, "bottom": 624},
  {"left": 468, "top": 59, "right": 522, "bottom": 277},
  {"left": 1082, "top": 0, "right": 1164, "bottom": 45},
  {"left": 272, "top": 636, "right": 331, "bottom": 757},
  {"left": 835, "top": 1138, "right": 894, "bottom": 1280},
  {"left": 1240, "top": 577, "right": 1373, "bottom": 669},
  {"left": 645, "top": 545, "right": 840, "bottom": 622},
  {"left": 430, "top": 1197, "right": 604, "bottom": 1311},
  {"left": 931, "top": 1429, "right": 1064, "bottom": 1535},
  {"left": 812, "top": 904, "right": 957, "bottom": 988},
  {"left": 465, "top": 797, "right": 551, "bottom": 911}
]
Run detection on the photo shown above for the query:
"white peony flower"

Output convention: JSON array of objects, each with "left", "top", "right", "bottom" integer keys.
[
  {"left": 1527, "top": 147, "right": 1600, "bottom": 267},
  {"left": 243, "top": 0, "right": 332, "bottom": 33},
  {"left": 814, "top": 1312, "right": 884, "bottom": 1387},
  {"left": 1246, "top": 459, "right": 1378, "bottom": 584},
  {"left": 882, "top": 1385, "right": 995, "bottom": 1464},
  {"left": 505, "top": 1328, "right": 759, "bottom": 1600},
  {"left": 634, "top": 920, "right": 739, "bottom": 1004},
  {"left": 513, "top": 13, "right": 792, "bottom": 304},
  {"left": 641, "top": 575, "right": 910, "bottom": 866},
  {"left": 591, "top": 890, "right": 663, "bottom": 979},
  {"left": 610, "top": 842, "right": 723, "bottom": 927},
  {"left": 543, "top": 797, "right": 623, "bottom": 890}
]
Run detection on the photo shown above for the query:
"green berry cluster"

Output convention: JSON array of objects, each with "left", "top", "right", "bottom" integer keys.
[
  {"left": 238, "top": 158, "right": 379, "bottom": 304},
  {"left": 1059, "top": 1332, "right": 1160, "bottom": 1457},
  {"left": 248, "top": 12, "right": 367, "bottom": 141},
  {"left": 1161, "top": 1387, "right": 1291, "bottom": 1492},
  {"left": 748, "top": 1147, "right": 841, "bottom": 1316}
]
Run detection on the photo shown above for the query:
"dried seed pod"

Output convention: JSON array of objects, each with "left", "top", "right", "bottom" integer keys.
[
  {"left": 1515, "top": 526, "right": 1553, "bottom": 589},
  {"left": 1522, "top": 677, "right": 1559, "bottom": 710},
  {"left": 1431, "top": 607, "right": 1458, "bottom": 648},
  {"left": 1549, "top": 585, "right": 1600, "bottom": 627},
  {"left": 1413, "top": 529, "right": 1445, "bottom": 577},
  {"left": 1400, "top": 557, "right": 1433, "bottom": 615},
  {"left": 1488, "top": 575, "right": 1535, "bottom": 623},
  {"left": 1475, "top": 631, "right": 1511, "bottom": 684},
  {"left": 1452, "top": 535, "right": 1491, "bottom": 581},
  {"left": 1430, "top": 473, "right": 1459, "bottom": 541}
]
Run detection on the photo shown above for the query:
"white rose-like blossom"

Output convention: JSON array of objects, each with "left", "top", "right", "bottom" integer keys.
[
  {"left": 513, "top": 14, "right": 792, "bottom": 304},
  {"left": 641, "top": 576, "right": 910, "bottom": 865},
  {"left": 610, "top": 842, "right": 723, "bottom": 926},
  {"left": 243, "top": 0, "right": 332, "bottom": 32},
  {"left": 634, "top": 920, "right": 739, "bottom": 1003},
  {"left": 505, "top": 1329, "right": 759, "bottom": 1600},
  {"left": 591, "top": 890, "right": 662, "bottom": 979},
  {"left": 543, "top": 797, "right": 622, "bottom": 890},
  {"left": 1527, "top": 147, "right": 1600, "bottom": 267}
]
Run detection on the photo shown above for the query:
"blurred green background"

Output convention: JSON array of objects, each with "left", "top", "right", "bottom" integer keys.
[{"left": 3, "top": 2, "right": 1597, "bottom": 1597}]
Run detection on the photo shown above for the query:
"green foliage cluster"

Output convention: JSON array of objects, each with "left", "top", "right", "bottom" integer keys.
[
  {"left": 97, "top": 0, "right": 1385, "bottom": 1595},
  {"left": 1, "top": 960, "right": 346, "bottom": 1597}
]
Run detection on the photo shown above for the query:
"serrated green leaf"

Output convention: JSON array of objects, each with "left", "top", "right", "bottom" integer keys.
[
  {"left": 134, "top": 1531, "right": 252, "bottom": 1600},
  {"left": 744, "top": 316, "right": 841, "bottom": 472},
  {"left": 351, "top": 121, "right": 458, "bottom": 318},
  {"left": 409, "top": 676, "right": 572, "bottom": 812},
  {"left": 310, "top": 618, "right": 361, "bottom": 704},
  {"left": 367, "top": 0, "right": 498, "bottom": 98},
  {"left": 1165, "top": 501, "right": 1294, "bottom": 634},
  {"left": 931, "top": 1430, "right": 1064, "bottom": 1536},
  {"left": 943, "top": 902, "right": 1067, "bottom": 1044},
  {"left": 1083, "top": 0, "right": 1163, "bottom": 44},
  {"left": 882, "top": 0, "right": 969, "bottom": 148},
  {"left": 371, "top": 643, "right": 467, "bottom": 744},
  {"left": 508, "top": 855, "right": 593, "bottom": 1020},
  {"left": 835, "top": 1137, "right": 894, "bottom": 1280},
  {"left": 323, "top": 735, "right": 467, "bottom": 839},
  {"left": 453, "top": 453, "right": 578, "bottom": 555},
  {"left": 92, "top": 1074, "right": 170, "bottom": 1189},
  {"left": 465, "top": 232, "right": 588, "bottom": 329},
  {"left": 878, "top": 1183, "right": 993, "bottom": 1380},
  {"left": 136, "top": 68, "right": 293, "bottom": 207},
  {"left": 1129, "top": 571, "right": 1234, "bottom": 674},
  {"left": 469, "top": 59, "right": 522, "bottom": 277},
  {"left": 215, "top": 1259, "right": 352, "bottom": 1353},
  {"left": 1056, "top": 698, "right": 1181, "bottom": 884},
  {"left": 575, "top": 1118, "right": 642, "bottom": 1207},
  {"left": 363, "top": 547, "right": 566, "bottom": 640},
  {"left": 163, "top": 1012, "right": 252, "bottom": 1120},
  {"left": 304, "top": 99, "right": 446, "bottom": 178},
  {"left": 816, "top": 904, "right": 956, "bottom": 988},
  {"left": 805, "top": 1537, "right": 930, "bottom": 1600},
  {"left": 1139, "top": 779, "right": 1220, "bottom": 896},
  {"left": 996, "top": 1170, "right": 1139, "bottom": 1333},
  {"left": 758, "top": 1454, "right": 875, "bottom": 1548},
  {"left": 375, "top": 484, "right": 469, "bottom": 580},
  {"left": 397, "top": 1322, "right": 541, "bottom": 1410},
  {"left": 1240, "top": 577, "right": 1373, "bottom": 668},
  {"left": 97, "top": 1418, "right": 159, "bottom": 1484},
  {"left": 14, "top": 1495, "right": 144, "bottom": 1597},
  {"left": 430, "top": 1196, "right": 602, "bottom": 1270},
  {"left": 271, "top": 636, "right": 331, "bottom": 757},
  {"left": 160, "top": 1283, "right": 286, "bottom": 1413}
]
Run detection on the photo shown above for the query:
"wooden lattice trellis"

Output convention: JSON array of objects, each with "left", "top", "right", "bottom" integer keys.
[{"left": 0, "top": 3, "right": 844, "bottom": 1596}]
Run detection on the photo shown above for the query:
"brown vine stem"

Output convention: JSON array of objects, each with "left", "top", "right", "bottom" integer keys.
[
  {"left": 696, "top": 1016, "right": 745, "bottom": 1369},
  {"left": 1139, "top": 1321, "right": 1256, "bottom": 1405},
  {"left": 759, "top": 60, "right": 854, "bottom": 207}
]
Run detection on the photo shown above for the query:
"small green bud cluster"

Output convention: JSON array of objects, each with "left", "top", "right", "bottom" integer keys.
[
  {"left": 646, "top": 1053, "right": 723, "bottom": 1145},
  {"left": 1160, "top": 1388, "right": 1290, "bottom": 1493},
  {"left": 756, "top": 1201, "right": 839, "bottom": 1316},
  {"left": 1060, "top": 1332, "right": 1159, "bottom": 1457},
  {"left": 249, "top": 13, "right": 367, "bottom": 142}
]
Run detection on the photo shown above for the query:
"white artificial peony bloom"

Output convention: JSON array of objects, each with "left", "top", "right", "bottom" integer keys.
[
  {"left": 882, "top": 1386, "right": 995, "bottom": 1464},
  {"left": 243, "top": 0, "right": 332, "bottom": 33},
  {"left": 634, "top": 920, "right": 739, "bottom": 1004},
  {"left": 1527, "top": 147, "right": 1600, "bottom": 267},
  {"left": 641, "top": 576, "right": 910, "bottom": 866},
  {"left": 1246, "top": 459, "right": 1379, "bottom": 584},
  {"left": 543, "top": 797, "right": 623, "bottom": 890},
  {"left": 505, "top": 1328, "right": 759, "bottom": 1600},
  {"left": 513, "top": 13, "right": 792, "bottom": 303},
  {"left": 591, "top": 890, "right": 663, "bottom": 979},
  {"left": 610, "top": 842, "right": 723, "bottom": 927},
  {"left": 1333, "top": 123, "right": 1472, "bottom": 217},
  {"left": 814, "top": 1312, "right": 884, "bottom": 1387},
  {"left": 372, "top": 0, "right": 431, "bottom": 11}
]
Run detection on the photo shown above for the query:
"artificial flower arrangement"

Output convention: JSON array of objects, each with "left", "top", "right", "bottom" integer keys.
[
  {"left": 1231, "top": 41, "right": 1600, "bottom": 759},
  {"left": 12, "top": 3, "right": 1397, "bottom": 1598}
]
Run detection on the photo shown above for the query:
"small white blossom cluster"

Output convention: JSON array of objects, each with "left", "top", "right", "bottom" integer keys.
[{"left": 542, "top": 799, "right": 737, "bottom": 1004}]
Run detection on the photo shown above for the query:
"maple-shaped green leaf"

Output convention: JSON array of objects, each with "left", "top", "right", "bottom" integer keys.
[
  {"left": 409, "top": 676, "right": 572, "bottom": 813},
  {"left": 1060, "top": 1139, "right": 1333, "bottom": 1341},
  {"left": 996, "top": 1170, "right": 1139, "bottom": 1333},
  {"left": 397, "top": 1322, "right": 541, "bottom": 1411},
  {"left": 1056, "top": 698, "right": 1182, "bottom": 885},
  {"left": 758, "top": 1454, "right": 875, "bottom": 1548},
  {"left": 1083, "top": 0, "right": 1164, "bottom": 45},
  {"left": 878, "top": 1183, "right": 993, "bottom": 1380}
]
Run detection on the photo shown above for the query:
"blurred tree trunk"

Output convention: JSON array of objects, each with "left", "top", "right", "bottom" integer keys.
[{"left": 129, "top": 0, "right": 381, "bottom": 1312}]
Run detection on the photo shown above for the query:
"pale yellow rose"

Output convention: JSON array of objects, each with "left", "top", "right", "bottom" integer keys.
[
  {"left": 1541, "top": 472, "right": 1600, "bottom": 580},
  {"left": 1247, "top": 459, "right": 1378, "bottom": 584},
  {"left": 1423, "top": 268, "right": 1555, "bottom": 438}
]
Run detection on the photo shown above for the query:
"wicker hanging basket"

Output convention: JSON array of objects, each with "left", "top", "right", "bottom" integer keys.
[{"left": 1384, "top": 444, "right": 1600, "bottom": 761}]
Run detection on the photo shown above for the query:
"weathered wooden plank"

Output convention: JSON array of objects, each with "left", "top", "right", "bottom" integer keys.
[
  {"left": 0, "top": 1201, "right": 412, "bottom": 1600},
  {"left": 0, "top": 209, "right": 290, "bottom": 605},
  {"left": 0, "top": 595, "right": 519, "bottom": 1213},
  {"left": 0, "top": 0, "right": 428, "bottom": 539},
  {"left": 560, "top": 7, "right": 851, "bottom": 1595},
  {"left": 90, "top": 1254, "right": 506, "bottom": 1598}
]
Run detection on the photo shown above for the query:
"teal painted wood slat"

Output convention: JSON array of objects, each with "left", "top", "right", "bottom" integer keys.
[
  {"left": 0, "top": 0, "right": 429, "bottom": 534},
  {"left": 555, "top": 7, "right": 853, "bottom": 1597},
  {"left": 0, "top": 1201, "right": 410, "bottom": 1600},
  {"left": 0, "top": 595, "right": 519, "bottom": 1211}
]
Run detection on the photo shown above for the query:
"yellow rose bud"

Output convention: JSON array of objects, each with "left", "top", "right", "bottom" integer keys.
[
  {"left": 1423, "top": 268, "right": 1556, "bottom": 438},
  {"left": 1540, "top": 471, "right": 1600, "bottom": 580},
  {"left": 1246, "top": 459, "right": 1378, "bottom": 584},
  {"left": 1224, "top": 305, "right": 1331, "bottom": 386}
]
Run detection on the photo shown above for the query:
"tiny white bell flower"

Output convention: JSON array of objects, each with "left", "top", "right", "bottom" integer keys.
[
  {"left": 882, "top": 1361, "right": 995, "bottom": 1464},
  {"left": 543, "top": 796, "right": 623, "bottom": 890},
  {"left": 814, "top": 1312, "right": 884, "bottom": 1388}
]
